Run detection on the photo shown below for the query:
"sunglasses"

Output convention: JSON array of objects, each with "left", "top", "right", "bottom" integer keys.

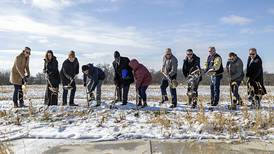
[
  {"left": 187, "top": 54, "right": 193, "bottom": 56},
  {"left": 249, "top": 53, "right": 255, "bottom": 56},
  {"left": 25, "top": 52, "right": 30, "bottom": 55}
]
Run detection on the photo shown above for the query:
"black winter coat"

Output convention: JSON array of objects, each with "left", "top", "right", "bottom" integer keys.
[
  {"left": 113, "top": 56, "right": 134, "bottom": 85},
  {"left": 43, "top": 57, "right": 60, "bottom": 87},
  {"left": 60, "top": 58, "right": 79, "bottom": 85},
  {"left": 182, "top": 54, "right": 201, "bottom": 78},
  {"left": 246, "top": 55, "right": 266, "bottom": 95}
]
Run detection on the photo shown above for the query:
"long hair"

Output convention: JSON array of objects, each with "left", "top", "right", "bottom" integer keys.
[{"left": 45, "top": 50, "right": 54, "bottom": 62}]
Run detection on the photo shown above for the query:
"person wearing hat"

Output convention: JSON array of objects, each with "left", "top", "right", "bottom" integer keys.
[
  {"left": 82, "top": 64, "right": 106, "bottom": 107},
  {"left": 112, "top": 51, "right": 134, "bottom": 105},
  {"left": 60, "top": 51, "right": 79, "bottom": 106},
  {"left": 160, "top": 48, "right": 178, "bottom": 108},
  {"left": 10, "top": 47, "right": 31, "bottom": 108}
]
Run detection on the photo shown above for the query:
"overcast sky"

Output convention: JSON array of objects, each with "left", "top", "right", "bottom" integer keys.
[{"left": 0, "top": 0, "right": 274, "bottom": 75}]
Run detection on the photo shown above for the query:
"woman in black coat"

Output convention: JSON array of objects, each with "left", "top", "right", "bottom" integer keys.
[
  {"left": 43, "top": 50, "right": 60, "bottom": 106},
  {"left": 246, "top": 48, "right": 266, "bottom": 107}
]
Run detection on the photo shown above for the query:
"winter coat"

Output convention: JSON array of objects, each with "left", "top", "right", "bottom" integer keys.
[
  {"left": 10, "top": 52, "right": 30, "bottom": 85},
  {"left": 182, "top": 54, "right": 202, "bottom": 81},
  {"left": 162, "top": 55, "right": 178, "bottom": 78},
  {"left": 113, "top": 56, "right": 134, "bottom": 85},
  {"left": 43, "top": 57, "right": 60, "bottom": 87},
  {"left": 226, "top": 56, "right": 244, "bottom": 82},
  {"left": 246, "top": 55, "right": 266, "bottom": 95},
  {"left": 129, "top": 59, "right": 152, "bottom": 88},
  {"left": 204, "top": 53, "right": 224, "bottom": 77},
  {"left": 83, "top": 64, "right": 105, "bottom": 92},
  {"left": 60, "top": 58, "right": 79, "bottom": 85}
]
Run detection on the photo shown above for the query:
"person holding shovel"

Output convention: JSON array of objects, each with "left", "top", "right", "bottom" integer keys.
[
  {"left": 226, "top": 52, "right": 244, "bottom": 110},
  {"left": 129, "top": 59, "right": 152, "bottom": 108},
  {"left": 43, "top": 50, "right": 60, "bottom": 106},
  {"left": 10, "top": 47, "right": 31, "bottom": 108},
  {"left": 82, "top": 64, "right": 105, "bottom": 107},
  {"left": 160, "top": 48, "right": 178, "bottom": 108},
  {"left": 60, "top": 51, "right": 79, "bottom": 106}
]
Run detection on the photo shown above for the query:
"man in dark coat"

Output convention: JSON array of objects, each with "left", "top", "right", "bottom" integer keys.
[
  {"left": 226, "top": 52, "right": 244, "bottom": 110},
  {"left": 112, "top": 51, "right": 134, "bottom": 105},
  {"left": 43, "top": 50, "right": 60, "bottom": 106},
  {"left": 129, "top": 59, "right": 152, "bottom": 108},
  {"left": 182, "top": 49, "right": 201, "bottom": 108},
  {"left": 246, "top": 48, "right": 266, "bottom": 108},
  {"left": 82, "top": 64, "right": 106, "bottom": 106},
  {"left": 60, "top": 51, "right": 79, "bottom": 106},
  {"left": 204, "top": 47, "right": 224, "bottom": 106}
]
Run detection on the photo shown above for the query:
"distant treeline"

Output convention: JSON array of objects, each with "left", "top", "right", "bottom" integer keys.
[{"left": 1, "top": 64, "right": 274, "bottom": 86}]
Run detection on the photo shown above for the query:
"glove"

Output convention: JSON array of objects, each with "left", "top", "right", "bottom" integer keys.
[
  {"left": 22, "top": 76, "right": 28, "bottom": 84},
  {"left": 83, "top": 82, "right": 87, "bottom": 87}
]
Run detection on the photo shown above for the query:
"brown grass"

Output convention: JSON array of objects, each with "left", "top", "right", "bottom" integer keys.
[{"left": 0, "top": 142, "right": 11, "bottom": 154}]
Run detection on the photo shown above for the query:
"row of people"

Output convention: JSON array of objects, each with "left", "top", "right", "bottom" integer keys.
[{"left": 10, "top": 47, "right": 266, "bottom": 109}]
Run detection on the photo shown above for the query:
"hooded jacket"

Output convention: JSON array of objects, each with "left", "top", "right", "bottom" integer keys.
[{"left": 129, "top": 59, "right": 152, "bottom": 88}]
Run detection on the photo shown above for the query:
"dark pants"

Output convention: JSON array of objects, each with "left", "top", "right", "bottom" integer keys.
[
  {"left": 117, "top": 83, "right": 130, "bottom": 103},
  {"left": 62, "top": 81, "right": 76, "bottom": 105},
  {"left": 87, "top": 79, "right": 103, "bottom": 102},
  {"left": 13, "top": 84, "right": 24, "bottom": 105},
  {"left": 45, "top": 84, "right": 59, "bottom": 106},
  {"left": 160, "top": 77, "right": 177, "bottom": 105},
  {"left": 231, "top": 81, "right": 241, "bottom": 103},
  {"left": 210, "top": 75, "right": 222, "bottom": 105},
  {"left": 138, "top": 86, "right": 148, "bottom": 102}
]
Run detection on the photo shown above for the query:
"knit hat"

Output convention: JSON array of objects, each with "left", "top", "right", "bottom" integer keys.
[
  {"left": 82, "top": 65, "right": 89, "bottom": 72},
  {"left": 114, "top": 51, "right": 120, "bottom": 58}
]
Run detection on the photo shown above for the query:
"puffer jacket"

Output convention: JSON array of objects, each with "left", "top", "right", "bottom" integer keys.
[{"left": 129, "top": 59, "right": 152, "bottom": 88}]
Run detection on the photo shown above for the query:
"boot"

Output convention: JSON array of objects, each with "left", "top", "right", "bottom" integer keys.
[
  {"left": 237, "top": 98, "right": 243, "bottom": 106},
  {"left": 19, "top": 102, "right": 27, "bottom": 108},
  {"left": 191, "top": 101, "right": 197, "bottom": 109},
  {"left": 69, "top": 103, "right": 78, "bottom": 106},
  {"left": 96, "top": 100, "right": 101, "bottom": 107},
  {"left": 229, "top": 100, "right": 237, "bottom": 110},
  {"left": 137, "top": 99, "right": 142, "bottom": 106},
  {"left": 169, "top": 104, "right": 177, "bottom": 108},
  {"left": 159, "top": 95, "right": 168, "bottom": 104},
  {"left": 13, "top": 102, "right": 19, "bottom": 108},
  {"left": 141, "top": 101, "right": 147, "bottom": 108},
  {"left": 122, "top": 101, "right": 127, "bottom": 105}
]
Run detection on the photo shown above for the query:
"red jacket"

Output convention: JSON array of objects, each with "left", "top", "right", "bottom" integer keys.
[{"left": 129, "top": 59, "right": 152, "bottom": 88}]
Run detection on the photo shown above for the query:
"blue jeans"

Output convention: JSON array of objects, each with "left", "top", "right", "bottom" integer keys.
[
  {"left": 210, "top": 75, "right": 222, "bottom": 105},
  {"left": 13, "top": 84, "right": 24, "bottom": 105},
  {"left": 138, "top": 86, "right": 148, "bottom": 102},
  {"left": 160, "top": 77, "right": 177, "bottom": 105}
]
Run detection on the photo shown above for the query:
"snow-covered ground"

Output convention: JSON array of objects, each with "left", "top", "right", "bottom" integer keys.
[{"left": 0, "top": 85, "right": 273, "bottom": 153}]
